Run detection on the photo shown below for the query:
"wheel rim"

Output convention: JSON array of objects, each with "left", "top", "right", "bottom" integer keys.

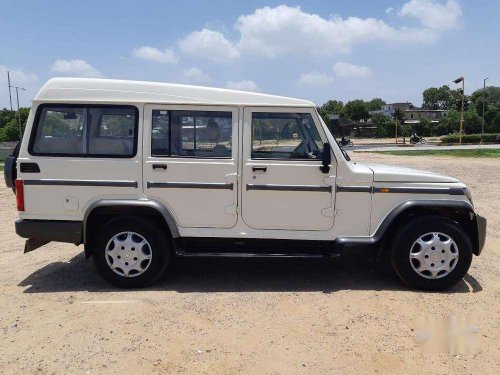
[
  {"left": 409, "top": 232, "right": 459, "bottom": 279},
  {"left": 105, "top": 232, "right": 152, "bottom": 278}
]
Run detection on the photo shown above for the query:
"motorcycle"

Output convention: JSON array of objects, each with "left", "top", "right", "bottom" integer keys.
[
  {"left": 410, "top": 134, "right": 426, "bottom": 144},
  {"left": 495, "top": 136, "right": 500, "bottom": 144},
  {"left": 339, "top": 137, "right": 354, "bottom": 147}
]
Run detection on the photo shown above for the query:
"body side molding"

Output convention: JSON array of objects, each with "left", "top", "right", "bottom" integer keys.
[
  {"left": 24, "top": 179, "right": 138, "bottom": 188},
  {"left": 83, "top": 199, "right": 180, "bottom": 239},
  {"left": 246, "top": 184, "right": 331, "bottom": 192}
]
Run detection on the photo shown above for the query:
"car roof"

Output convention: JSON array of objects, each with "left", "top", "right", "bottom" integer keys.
[{"left": 34, "top": 77, "right": 315, "bottom": 107}]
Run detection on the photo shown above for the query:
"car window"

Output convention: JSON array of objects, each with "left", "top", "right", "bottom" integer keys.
[
  {"left": 151, "top": 110, "right": 171, "bottom": 156},
  {"left": 151, "top": 110, "right": 232, "bottom": 158},
  {"left": 32, "top": 107, "right": 86, "bottom": 154},
  {"left": 251, "top": 112, "right": 323, "bottom": 160},
  {"left": 31, "top": 105, "right": 138, "bottom": 157},
  {"left": 88, "top": 108, "right": 136, "bottom": 156}
]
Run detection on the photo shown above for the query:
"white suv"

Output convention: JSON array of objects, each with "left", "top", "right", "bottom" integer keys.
[{"left": 4, "top": 78, "right": 486, "bottom": 290}]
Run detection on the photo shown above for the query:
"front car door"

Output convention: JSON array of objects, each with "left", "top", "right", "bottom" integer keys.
[
  {"left": 143, "top": 104, "right": 239, "bottom": 229},
  {"left": 241, "top": 107, "right": 335, "bottom": 231}
]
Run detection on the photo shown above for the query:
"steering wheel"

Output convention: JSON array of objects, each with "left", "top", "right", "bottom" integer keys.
[{"left": 290, "top": 140, "right": 316, "bottom": 159}]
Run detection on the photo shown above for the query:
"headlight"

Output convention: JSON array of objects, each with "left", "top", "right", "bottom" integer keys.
[{"left": 463, "top": 187, "right": 474, "bottom": 206}]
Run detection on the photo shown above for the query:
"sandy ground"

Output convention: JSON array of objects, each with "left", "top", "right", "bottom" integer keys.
[{"left": 0, "top": 153, "right": 499, "bottom": 375}]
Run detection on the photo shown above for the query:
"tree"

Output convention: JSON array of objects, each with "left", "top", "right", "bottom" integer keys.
[
  {"left": 413, "top": 118, "right": 432, "bottom": 136},
  {"left": 345, "top": 100, "right": 369, "bottom": 122},
  {"left": 400, "top": 124, "right": 411, "bottom": 143},
  {"left": 394, "top": 108, "right": 405, "bottom": 124},
  {"left": 0, "top": 107, "right": 31, "bottom": 141},
  {"left": 492, "top": 113, "right": 500, "bottom": 133},
  {"left": 320, "top": 100, "right": 345, "bottom": 115},
  {"left": 366, "top": 98, "right": 386, "bottom": 112},
  {"left": 436, "top": 110, "right": 460, "bottom": 135},
  {"left": 371, "top": 113, "right": 393, "bottom": 137},
  {"left": 422, "top": 85, "right": 463, "bottom": 110},
  {"left": 463, "top": 104, "right": 482, "bottom": 134}
]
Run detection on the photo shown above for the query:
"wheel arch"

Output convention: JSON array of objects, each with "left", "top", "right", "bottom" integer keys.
[
  {"left": 335, "top": 199, "right": 478, "bottom": 254},
  {"left": 83, "top": 199, "right": 180, "bottom": 258}
]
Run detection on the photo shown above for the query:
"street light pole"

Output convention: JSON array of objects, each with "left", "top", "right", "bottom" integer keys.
[
  {"left": 453, "top": 77, "right": 465, "bottom": 145},
  {"left": 482, "top": 78, "right": 489, "bottom": 133},
  {"left": 7, "top": 71, "right": 13, "bottom": 111},
  {"left": 13, "top": 86, "right": 26, "bottom": 140}
]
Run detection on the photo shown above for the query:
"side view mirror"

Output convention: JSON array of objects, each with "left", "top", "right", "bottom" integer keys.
[{"left": 320, "top": 143, "right": 331, "bottom": 173}]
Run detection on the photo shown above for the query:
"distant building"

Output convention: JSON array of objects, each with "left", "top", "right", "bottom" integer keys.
[
  {"left": 404, "top": 109, "right": 449, "bottom": 124},
  {"left": 369, "top": 102, "right": 414, "bottom": 117}
]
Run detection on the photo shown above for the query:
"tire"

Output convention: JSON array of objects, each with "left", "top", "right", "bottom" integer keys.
[
  {"left": 391, "top": 215, "right": 472, "bottom": 291},
  {"left": 92, "top": 216, "right": 170, "bottom": 288},
  {"left": 348, "top": 141, "right": 354, "bottom": 147},
  {"left": 420, "top": 139, "right": 427, "bottom": 144}
]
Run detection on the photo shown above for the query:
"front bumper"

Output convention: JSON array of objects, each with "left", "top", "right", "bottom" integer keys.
[
  {"left": 475, "top": 214, "right": 487, "bottom": 256},
  {"left": 16, "top": 219, "right": 83, "bottom": 252}
]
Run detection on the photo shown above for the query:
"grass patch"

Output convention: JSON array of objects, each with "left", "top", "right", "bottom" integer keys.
[
  {"left": 0, "top": 163, "right": 4, "bottom": 171},
  {"left": 368, "top": 149, "right": 500, "bottom": 158}
]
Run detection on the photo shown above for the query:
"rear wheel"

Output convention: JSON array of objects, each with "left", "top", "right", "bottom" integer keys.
[
  {"left": 391, "top": 216, "right": 472, "bottom": 291},
  {"left": 93, "top": 217, "right": 170, "bottom": 288}
]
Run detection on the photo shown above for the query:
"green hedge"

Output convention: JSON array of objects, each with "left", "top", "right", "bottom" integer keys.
[{"left": 440, "top": 133, "right": 500, "bottom": 143}]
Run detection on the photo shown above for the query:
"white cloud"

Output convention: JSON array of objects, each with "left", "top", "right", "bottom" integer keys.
[
  {"left": 385, "top": 7, "right": 395, "bottom": 15},
  {"left": 181, "top": 67, "right": 211, "bottom": 84},
  {"left": 399, "top": 0, "right": 462, "bottom": 31},
  {"left": 297, "top": 72, "right": 333, "bottom": 86},
  {"left": 224, "top": 80, "right": 260, "bottom": 92},
  {"left": 179, "top": 28, "right": 240, "bottom": 62},
  {"left": 132, "top": 46, "right": 178, "bottom": 64},
  {"left": 235, "top": 5, "right": 437, "bottom": 58},
  {"left": 333, "top": 62, "right": 372, "bottom": 78},
  {"left": 51, "top": 59, "right": 103, "bottom": 77}
]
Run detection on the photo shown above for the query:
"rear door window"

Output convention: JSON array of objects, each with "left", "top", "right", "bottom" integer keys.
[{"left": 151, "top": 110, "right": 232, "bottom": 158}]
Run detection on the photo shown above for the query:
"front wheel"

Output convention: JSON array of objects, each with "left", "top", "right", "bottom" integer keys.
[
  {"left": 420, "top": 139, "right": 427, "bottom": 144},
  {"left": 391, "top": 216, "right": 473, "bottom": 291},
  {"left": 93, "top": 217, "right": 170, "bottom": 288},
  {"left": 348, "top": 141, "right": 354, "bottom": 147}
]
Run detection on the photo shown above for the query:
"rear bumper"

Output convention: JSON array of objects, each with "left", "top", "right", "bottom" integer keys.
[
  {"left": 15, "top": 219, "right": 83, "bottom": 244},
  {"left": 475, "top": 214, "right": 487, "bottom": 256}
]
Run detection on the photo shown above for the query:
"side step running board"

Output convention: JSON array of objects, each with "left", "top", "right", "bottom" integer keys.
[{"left": 175, "top": 249, "right": 341, "bottom": 258}]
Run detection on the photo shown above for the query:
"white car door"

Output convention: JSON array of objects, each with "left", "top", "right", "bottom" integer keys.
[
  {"left": 143, "top": 104, "right": 239, "bottom": 229},
  {"left": 241, "top": 107, "right": 335, "bottom": 231}
]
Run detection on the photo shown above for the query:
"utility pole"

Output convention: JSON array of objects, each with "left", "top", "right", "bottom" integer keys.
[
  {"left": 453, "top": 77, "right": 465, "bottom": 145},
  {"left": 13, "top": 86, "right": 26, "bottom": 140},
  {"left": 482, "top": 78, "right": 489, "bottom": 133},
  {"left": 7, "top": 70, "right": 13, "bottom": 111}
]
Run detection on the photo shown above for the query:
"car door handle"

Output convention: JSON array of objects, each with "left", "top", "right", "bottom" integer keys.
[
  {"left": 152, "top": 164, "right": 167, "bottom": 170},
  {"left": 252, "top": 166, "right": 267, "bottom": 172}
]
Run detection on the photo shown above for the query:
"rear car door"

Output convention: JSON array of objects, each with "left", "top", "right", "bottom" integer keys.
[
  {"left": 241, "top": 107, "right": 335, "bottom": 231},
  {"left": 143, "top": 105, "right": 239, "bottom": 229}
]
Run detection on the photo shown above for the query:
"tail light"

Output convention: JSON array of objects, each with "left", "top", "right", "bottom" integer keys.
[{"left": 15, "top": 179, "right": 24, "bottom": 211}]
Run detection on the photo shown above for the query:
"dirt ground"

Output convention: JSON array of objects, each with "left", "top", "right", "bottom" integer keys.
[{"left": 0, "top": 153, "right": 499, "bottom": 375}]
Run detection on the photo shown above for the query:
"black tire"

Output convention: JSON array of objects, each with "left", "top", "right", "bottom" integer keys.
[
  {"left": 391, "top": 215, "right": 473, "bottom": 291},
  {"left": 348, "top": 141, "right": 354, "bottom": 147},
  {"left": 93, "top": 216, "right": 170, "bottom": 288},
  {"left": 420, "top": 139, "right": 427, "bottom": 144}
]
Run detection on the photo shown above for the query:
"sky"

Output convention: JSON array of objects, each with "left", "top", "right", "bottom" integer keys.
[{"left": 0, "top": 0, "right": 498, "bottom": 108}]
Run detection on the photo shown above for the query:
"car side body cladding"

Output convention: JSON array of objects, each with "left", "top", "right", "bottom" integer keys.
[
  {"left": 335, "top": 199, "right": 484, "bottom": 255},
  {"left": 83, "top": 199, "right": 180, "bottom": 258}
]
